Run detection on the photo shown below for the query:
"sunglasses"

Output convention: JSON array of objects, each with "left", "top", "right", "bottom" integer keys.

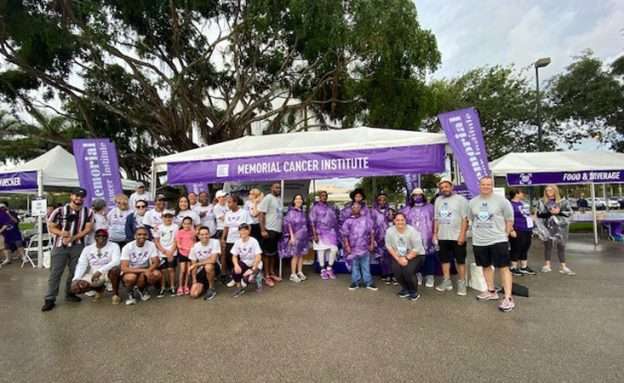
[{"left": 136, "top": 205, "right": 147, "bottom": 209}]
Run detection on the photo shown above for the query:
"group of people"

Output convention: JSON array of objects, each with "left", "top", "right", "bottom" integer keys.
[
  {"left": 0, "top": 202, "right": 25, "bottom": 268},
  {"left": 39, "top": 177, "right": 575, "bottom": 313}
]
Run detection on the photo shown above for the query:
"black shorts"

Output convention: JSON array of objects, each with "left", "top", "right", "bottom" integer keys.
[
  {"left": 224, "top": 243, "right": 235, "bottom": 270},
  {"left": 159, "top": 257, "right": 178, "bottom": 270},
  {"left": 262, "top": 230, "right": 280, "bottom": 256},
  {"left": 177, "top": 254, "right": 191, "bottom": 263},
  {"left": 438, "top": 240, "right": 467, "bottom": 264},
  {"left": 213, "top": 229, "right": 223, "bottom": 240},
  {"left": 250, "top": 223, "right": 262, "bottom": 242},
  {"left": 473, "top": 242, "right": 510, "bottom": 268},
  {"left": 196, "top": 263, "right": 220, "bottom": 286}
]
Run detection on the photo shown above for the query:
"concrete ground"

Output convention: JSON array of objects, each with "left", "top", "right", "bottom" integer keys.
[{"left": 1, "top": 234, "right": 623, "bottom": 383}]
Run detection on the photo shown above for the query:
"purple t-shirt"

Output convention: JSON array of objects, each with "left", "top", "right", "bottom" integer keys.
[{"left": 511, "top": 200, "right": 533, "bottom": 232}]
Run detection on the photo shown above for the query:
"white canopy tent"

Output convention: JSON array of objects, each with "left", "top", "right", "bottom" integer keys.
[{"left": 490, "top": 151, "right": 624, "bottom": 245}]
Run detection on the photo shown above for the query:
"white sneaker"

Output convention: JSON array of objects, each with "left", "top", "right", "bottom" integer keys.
[
  {"left": 541, "top": 265, "right": 552, "bottom": 273},
  {"left": 105, "top": 282, "right": 113, "bottom": 292},
  {"left": 125, "top": 296, "right": 137, "bottom": 305},
  {"left": 425, "top": 275, "right": 435, "bottom": 288},
  {"left": 290, "top": 273, "right": 302, "bottom": 283},
  {"left": 560, "top": 266, "right": 576, "bottom": 276},
  {"left": 85, "top": 290, "right": 96, "bottom": 297},
  {"left": 297, "top": 272, "right": 307, "bottom": 281},
  {"left": 416, "top": 273, "right": 423, "bottom": 286},
  {"left": 226, "top": 280, "right": 236, "bottom": 288}
]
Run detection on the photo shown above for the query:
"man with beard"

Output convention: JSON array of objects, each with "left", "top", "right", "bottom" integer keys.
[
  {"left": 432, "top": 178, "right": 469, "bottom": 296},
  {"left": 143, "top": 194, "right": 167, "bottom": 236},
  {"left": 42, "top": 188, "right": 94, "bottom": 312},
  {"left": 70, "top": 228, "right": 122, "bottom": 304}
]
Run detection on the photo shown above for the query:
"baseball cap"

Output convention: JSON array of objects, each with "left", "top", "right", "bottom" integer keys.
[
  {"left": 94, "top": 228, "right": 109, "bottom": 237},
  {"left": 215, "top": 190, "right": 227, "bottom": 198},
  {"left": 411, "top": 187, "right": 424, "bottom": 195},
  {"left": 136, "top": 182, "right": 145, "bottom": 189},
  {"left": 437, "top": 177, "right": 453, "bottom": 187},
  {"left": 238, "top": 223, "right": 251, "bottom": 231},
  {"left": 162, "top": 209, "right": 175, "bottom": 217},
  {"left": 156, "top": 194, "right": 167, "bottom": 201},
  {"left": 71, "top": 187, "right": 87, "bottom": 197},
  {"left": 0, "top": 203, "right": 6, "bottom": 209}
]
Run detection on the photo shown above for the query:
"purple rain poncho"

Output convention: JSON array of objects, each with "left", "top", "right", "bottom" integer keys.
[
  {"left": 309, "top": 201, "right": 339, "bottom": 246},
  {"left": 400, "top": 202, "right": 435, "bottom": 253},
  {"left": 278, "top": 207, "right": 311, "bottom": 258},
  {"left": 371, "top": 203, "right": 392, "bottom": 259},
  {"left": 0, "top": 210, "right": 21, "bottom": 244},
  {"left": 340, "top": 214, "right": 374, "bottom": 260},
  {"left": 339, "top": 201, "right": 370, "bottom": 227}
]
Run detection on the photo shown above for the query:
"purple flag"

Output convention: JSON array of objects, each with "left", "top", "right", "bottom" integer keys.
[
  {"left": 438, "top": 107, "right": 490, "bottom": 196},
  {"left": 72, "top": 139, "right": 123, "bottom": 207},
  {"left": 0, "top": 171, "right": 37, "bottom": 192},
  {"left": 185, "top": 183, "right": 209, "bottom": 194},
  {"left": 507, "top": 170, "right": 623, "bottom": 186},
  {"left": 168, "top": 144, "right": 445, "bottom": 185}
]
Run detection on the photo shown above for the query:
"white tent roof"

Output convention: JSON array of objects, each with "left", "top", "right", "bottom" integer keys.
[
  {"left": 153, "top": 127, "right": 448, "bottom": 171},
  {"left": 0, "top": 145, "right": 139, "bottom": 191},
  {"left": 490, "top": 151, "right": 624, "bottom": 176}
]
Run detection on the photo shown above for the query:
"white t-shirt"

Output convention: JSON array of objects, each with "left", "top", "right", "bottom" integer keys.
[
  {"left": 213, "top": 203, "right": 229, "bottom": 230},
  {"left": 175, "top": 209, "right": 200, "bottom": 227},
  {"left": 107, "top": 208, "right": 131, "bottom": 242},
  {"left": 154, "top": 223, "right": 178, "bottom": 256},
  {"left": 87, "top": 212, "right": 109, "bottom": 245},
  {"left": 189, "top": 239, "right": 221, "bottom": 262},
  {"left": 143, "top": 209, "right": 164, "bottom": 231},
  {"left": 194, "top": 204, "right": 216, "bottom": 234},
  {"left": 231, "top": 237, "right": 263, "bottom": 267},
  {"left": 73, "top": 241, "right": 121, "bottom": 280},
  {"left": 224, "top": 209, "right": 254, "bottom": 243},
  {"left": 244, "top": 200, "right": 260, "bottom": 225},
  {"left": 129, "top": 192, "right": 150, "bottom": 212},
  {"left": 121, "top": 240, "right": 158, "bottom": 268}
]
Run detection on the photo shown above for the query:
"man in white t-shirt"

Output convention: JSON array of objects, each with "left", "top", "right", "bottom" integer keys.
[
  {"left": 154, "top": 210, "right": 178, "bottom": 297},
  {"left": 70, "top": 228, "right": 121, "bottom": 304},
  {"left": 129, "top": 183, "right": 151, "bottom": 212},
  {"left": 257, "top": 183, "right": 283, "bottom": 284},
  {"left": 188, "top": 192, "right": 200, "bottom": 211},
  {"left": 120, "top": 227, "right": 161, "bottom": 305},
  {"left": 143, "top": 194, "right": 167, "bottom": 235},
  {"left": 188, "top": 226, "right": 221, "bottom": 300},
  {"left": 194, "top": 192, "right": 216, "bottom": 235},
  {"left": 213, "top": 190, "right": 229, "bottom": 238},
  {"left": 231, "top": 223, "right": 263, "bottom": 298}
]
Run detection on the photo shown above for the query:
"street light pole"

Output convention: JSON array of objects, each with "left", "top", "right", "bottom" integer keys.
[{"left": 534, "top": 57, "right": 551, "bottom": 151}]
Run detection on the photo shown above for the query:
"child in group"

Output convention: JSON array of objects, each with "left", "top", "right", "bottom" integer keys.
[
  {"left": 188, "top": 226, "right": 221, "bottom": 301},
  {"left": 154, "top": 210, "right": 178, "bottom": 297},
  {"left": 175, "top": 216, "right": 196, "bottom": 295},
  {"left": 231, "top": 223, "right": 263, "bottom": 298}
]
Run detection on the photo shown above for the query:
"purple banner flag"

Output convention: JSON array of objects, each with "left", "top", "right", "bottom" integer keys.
[
  {"left": 508, "top": 170, "right": 624, "bottom": 186},
  {"left": 185, "top": 183, "right": 209, "bottom": 194},
  {"left": 0, "top": 170, "right": 38, "bottom": 192},
  {"left": 168, "top": 144, "right": 445, "bottom": 185},
  {"left": 72, "top": 139, "right": 123, "bottom": 207},
  {"left": 439, "top": 107, "right": 490, "bottom": 196}
]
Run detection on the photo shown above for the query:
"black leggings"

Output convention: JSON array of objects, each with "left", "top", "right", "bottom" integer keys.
[
  {"left": 509, "top": 231, "right": 532, "bottom": 262},
  {"left": 391, "top": 256, "right": 425, "bottom": 294}
]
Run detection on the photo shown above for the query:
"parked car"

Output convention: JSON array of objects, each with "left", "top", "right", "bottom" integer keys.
[
  {"left": 587, "top": 198, "right": 607, "bottom": 210},
  {"left": 607, "top": 199, "right": 621, "bottom": 209}
]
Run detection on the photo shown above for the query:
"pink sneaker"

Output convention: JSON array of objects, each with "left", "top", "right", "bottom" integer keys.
[
  {"left": 476, "top": 290, "right": 499, "bottom": 301},
  {"left": 176, "top": 287, "right": 184, "bottom": 296},
  {"left": 184, "top": 287, "right": 190, "bottom": 295},
  {"left": 327, "top": 268, "right": 336, "bottom": 279},
  {"left": 498, "top": 297, "right": 515, "bottom": 312},
  {"left": 320, "top": 269, "right": 329, "bottom": 280}
]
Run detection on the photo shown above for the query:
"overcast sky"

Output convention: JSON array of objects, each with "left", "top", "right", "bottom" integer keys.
[{"left": 415, "top": 0, "right": 624, "bottom": 81}]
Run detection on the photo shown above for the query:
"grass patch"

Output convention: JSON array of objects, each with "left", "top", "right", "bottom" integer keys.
[
  {"left": 569, "top": 222, "right": 594, "bottom": 233},
  {"left": 19, "top": 223, "right": 35, "bottom": 232}
]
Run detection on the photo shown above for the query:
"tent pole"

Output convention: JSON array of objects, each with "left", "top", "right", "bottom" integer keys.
[
  {"left": 150, "top": 162, "right": 157, "bottom": 200},
  {"left": 37, "top": 170, "right": 43, "bottom": 268},
  {"left": 590, "top": 182, "right": 598, "bottom": 246},
  {"left": 603, "top": 184, "right": 608, "bottom": 211},
  {"left": 279, "top": 179, "right": 285, "bottom": 279}
]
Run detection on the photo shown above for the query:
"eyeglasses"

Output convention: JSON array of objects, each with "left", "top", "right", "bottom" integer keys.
[{"left": 136, "top": 205, "right": 147, "bottom": 209}]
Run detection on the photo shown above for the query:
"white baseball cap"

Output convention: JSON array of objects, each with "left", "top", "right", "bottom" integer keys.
[
  {"left": 162, "top": 209, "right": 175, "bottom": 217},
  {"left": 215, "top": 190, "right": 227, "bottom": 198},
  {"left": 411, "top": 187, "right": 424, "bottom": 195},
  {"left": 437, "top": 177, "right": 453, "bottom": 187}
]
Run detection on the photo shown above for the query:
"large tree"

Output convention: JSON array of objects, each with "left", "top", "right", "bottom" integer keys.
[{"left": 0, "top": 0, "right": 440, "bottom": 179}]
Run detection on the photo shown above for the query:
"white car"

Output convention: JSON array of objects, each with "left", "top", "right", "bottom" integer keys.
[
  {"left": 607, "top": 199, "right": 621, "bottom": 209},
  {"left": 587, "top": 198, "right": 607, "bottom": 210}
]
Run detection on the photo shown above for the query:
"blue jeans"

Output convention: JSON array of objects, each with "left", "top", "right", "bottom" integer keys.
[{"left": 351, "top": 253, "right": 372, "bottom": 285}]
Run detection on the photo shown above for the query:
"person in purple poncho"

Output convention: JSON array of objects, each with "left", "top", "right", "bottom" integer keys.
[
  {"left": 279, "top": 194, "right": 311, "bottom": 283},
  {"left": 0, "top": 203, "right": 13, "bottom": 266},
  {"left": 341, "top": 202, "right": 377, "bottom": 291},
  {"left": 0, "top": 202, "right": 24, "bottom": 266},
  {"left": 371, "top": 192, "right": 395, "bottom": 285},
  {"left": 339, "top": 188, "right": 370, "bottom": 226},
  {"left": 401, "top": 188, "right": 436, "bottom": 288},
  {"left": 309, "top": 191, "right": 339, "bottom": 280}
]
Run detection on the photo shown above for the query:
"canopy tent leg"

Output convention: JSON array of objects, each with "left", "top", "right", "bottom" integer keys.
[
  {"left": 603, "top": 184, "right": 608, "bottom": 211},
  {"left": 37, "top": 170, "right": 43, "bottom": 268},
  {"left": 279, "top": 179, "right": 285, "bottom": 279},
  {"left": 591, "top": 182, "right": 598, "bottom": 246},
  {"left": 150, "top": 162, "right": 157, "bottom": 200}
]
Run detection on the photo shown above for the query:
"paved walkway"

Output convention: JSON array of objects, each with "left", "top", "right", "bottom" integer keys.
[{"left": 1, "top": 235, "right": 623, "bottom": 383}]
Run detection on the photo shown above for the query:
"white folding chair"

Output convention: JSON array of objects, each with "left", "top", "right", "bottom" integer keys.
[{"left": 22, "top": 233, "right": 52, "bottom": 268}]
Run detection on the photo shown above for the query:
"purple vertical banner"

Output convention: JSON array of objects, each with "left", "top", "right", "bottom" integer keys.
[
  {"left": 438, "top": 107, "right": 490, "bottom": 196},
  {"left": 403, "top": 174, "right": 420, "bottom": 202},
  {"left": 72, "top": 139, "right": 123, "bottom": 207},
  {"left": 185, "top": 183, "right": 209, "bottom": 195}
]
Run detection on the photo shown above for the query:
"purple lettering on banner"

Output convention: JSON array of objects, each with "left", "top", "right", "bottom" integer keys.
[
  {"left": 72, "top": 139, "right": 123, "bottom": 207},
  {"left": 438, "top": 107, "right": 490, "bottom": 196},
  {"left": 0, "top": 170, "right": 38, "bottom": 191},
  {"left": 168, "top": 144, "right": 446, "bottom": 184},
  {"left": 507, "top": 170, "right": 624, "bottom": 186}
]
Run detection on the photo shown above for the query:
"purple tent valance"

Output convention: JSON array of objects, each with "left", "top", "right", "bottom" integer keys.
[
  {"left": 168, "top": 144, "right": 445, "bottom": 184},
  {"left": 507, "top": 170, "right": 624, "bottom": 186},
  {"left": 0, "top": 170, "right": 38, "bottom": 192}
]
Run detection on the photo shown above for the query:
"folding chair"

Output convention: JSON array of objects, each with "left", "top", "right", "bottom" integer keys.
[{"left": 22, "top": 233, "right": 52, "bottom": 268}]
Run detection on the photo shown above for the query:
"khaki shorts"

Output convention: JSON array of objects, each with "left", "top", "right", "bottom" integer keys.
[
  {"left": 0, "top": 235, "right": 5, "bottom": 251},
  {"left": 80, "top": 269, "right": 110, "bottom": 287}
]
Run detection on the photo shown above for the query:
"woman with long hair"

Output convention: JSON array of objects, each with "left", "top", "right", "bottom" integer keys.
[
  {"left": 245, "top": 188, "right": 264, "bottom": 242},
  {"left": 536, "top": 184, "right": 575, "bottom": 275},
  {"left": 174, "top": 195, "right": 200, "bottom": 228}
]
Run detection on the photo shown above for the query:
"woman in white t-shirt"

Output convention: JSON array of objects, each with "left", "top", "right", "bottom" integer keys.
[
  {"left": 231, "top": 223, "right": 263, "bottom": 297},
  {"left": 188, "top": 226, "right": 220, "bottom": 300},
  {"left": 245, "top": 188, "right": 264, "bottom": 241},
  {"left": 107, "top": 194, "right": 132, "bottom": 248},
  {"left": 174, "top": 195, "right": 200, "bottom": 227},
  {"left": 221, "top": 195, "right": 253, "bottom": 284}
]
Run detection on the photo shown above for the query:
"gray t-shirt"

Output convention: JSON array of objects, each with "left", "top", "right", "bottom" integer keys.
[
  {"left": 468, "top": 194, "right": 514, "bottom": 246},
  {"left": 434, "top": 193, "right": 469, "bottom": 241},
  {"left": 258, "top": 193, "right": 283, "bottom": 232},
  {"left": 384, "top": 225, "right": 425, "bottom": 257}
]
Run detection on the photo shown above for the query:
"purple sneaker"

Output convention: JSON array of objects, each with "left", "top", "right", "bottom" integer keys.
[
  {"left": 327, "top": 268, "right": 336, "bottom": 279},
  {"left": 320, "top": 269, "right": 329, "bottom": 280},
  {"left": 498, "top": 297, "right": 515, "bottom": 312}
]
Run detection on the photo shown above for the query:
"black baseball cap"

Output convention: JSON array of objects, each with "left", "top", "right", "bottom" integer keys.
[
  {"left": 238, "top": 223, "right": 251, "bottom": 231},
  {"left": 71, "top": 187, "right": 87, "bottom": 197}
]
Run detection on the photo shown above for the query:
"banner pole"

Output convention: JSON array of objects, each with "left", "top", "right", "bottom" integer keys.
[
  {"left": 279, "top": 179, "right": 285, "bottom": 279},
  {"left": 590, "top": 182, "right": 598, "bottom": 246},
  {"left": 150, "top": 162, "right": 157, "bottom": 200},
  {"left": 37, "top": 169, "right": 43, "bottom": 268}
]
